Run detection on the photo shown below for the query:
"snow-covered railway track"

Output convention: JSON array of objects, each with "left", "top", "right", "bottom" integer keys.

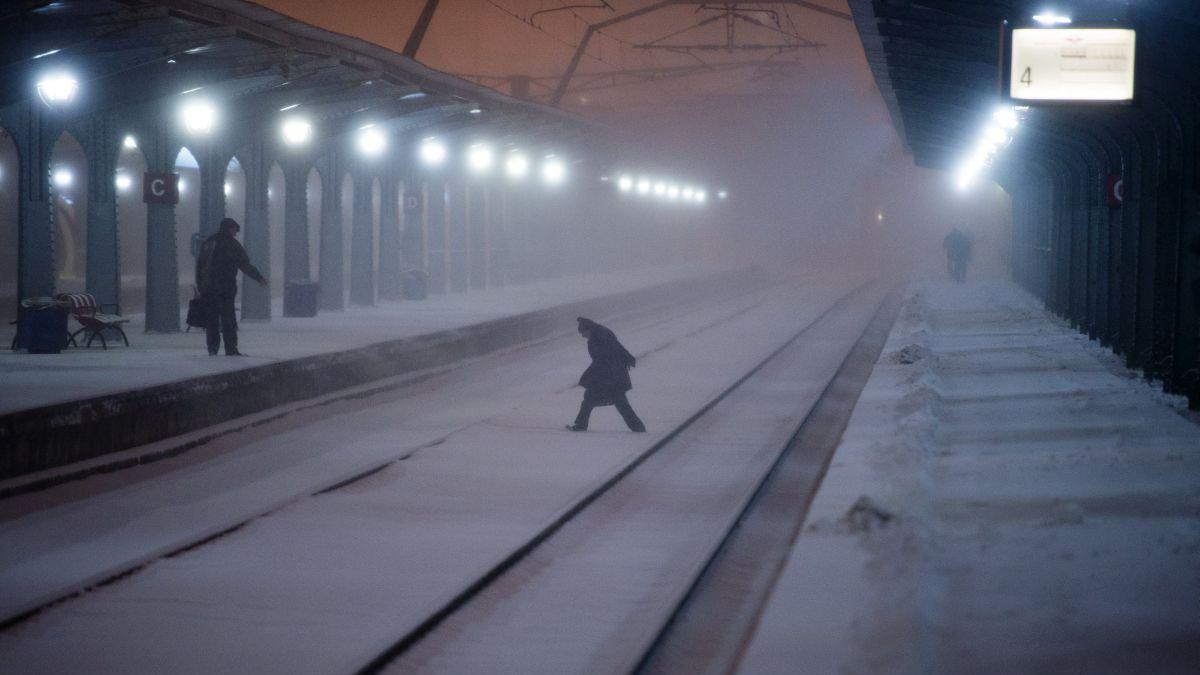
[
  {"left": 0, "top": 276, "right": 777, "bottom": 631},
  {"left": 0, "top": 277, "right": 890, "bottom": 674},
  {"left": 364, "top": 283, "right": 898, "bottom": 675}
]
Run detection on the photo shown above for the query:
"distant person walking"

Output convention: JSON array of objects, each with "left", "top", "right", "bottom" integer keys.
[
  {"left": 568, "top": 317, "right": 645, "bottom": 432},
  {"left": 943, "top": 228, "right": 973, "bottom": 283},
  {"left": 196, "top": 217, "right": 267, "bottom": 356}
]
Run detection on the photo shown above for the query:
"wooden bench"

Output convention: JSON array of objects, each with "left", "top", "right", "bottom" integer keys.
[{"left": 54, "top": 293, "right": 131, "bottom": 349}]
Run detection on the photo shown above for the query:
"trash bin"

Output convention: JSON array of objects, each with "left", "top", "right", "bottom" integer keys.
[
  {"left": 18, "top": 305, "right": 68, "bottom": 353},
  {"left": 283, "top": 281, "right": 319, "bottom": 317},
  {"left": 401, "top": 270, "right": 428, "bottom": 300}
]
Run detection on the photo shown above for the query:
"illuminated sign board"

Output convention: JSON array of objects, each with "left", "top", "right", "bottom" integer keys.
[{"left": 1008, "top": 28, "right": 1136, "bottom": 103}]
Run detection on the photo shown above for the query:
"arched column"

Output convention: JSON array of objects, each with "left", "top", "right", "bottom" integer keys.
[
  {"left": 400, "top": 169, "right": 425, "bottom": 288},
  {"left": 426, "top": 175, "right": 447, "bottom": 294},
  {"left": 197, "top": 146, "right": 228, "bottom": 239},
  {"left": 349, "top": 170, "right": 375, "bottom": 305},
  {"left": 468, "top": 182, "right": 486, "bottom": 290},
  {"left": 10, "top": 101, "right": 57, "bottom": 301},
  {"left": 240, "top": 142, "right": 271, "bottom": 321},
  {"left": 377, "top": 164, "right": 402, "bottom": 300},
  {"left": 142, "top": 121, "right": 180, "bottom": 332},
  {"left": 448, "top": 178, "right": 468, "bottom": 293},
  {"left": 487, "top": 184, "right": 506, "bottom": 288},
  {"left": 84, "top": 114, "right": 120, "bottom": 311},
  {"left": 282, "top": 161, "right": 310, "bottom": 284},
  {"left": 317, "top": 153, "right": 343, "bottom": 311}
]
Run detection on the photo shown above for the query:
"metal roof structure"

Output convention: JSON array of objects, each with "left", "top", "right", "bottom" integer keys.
[
  {"left": 850, "top": 0, "right": 1200, "bottom": 406},
  {"left": 0, "top": 0, "right": 597, "bottom": 147},
  {"left": 0, "top": 0, "right": 636, "bottom": 336}
]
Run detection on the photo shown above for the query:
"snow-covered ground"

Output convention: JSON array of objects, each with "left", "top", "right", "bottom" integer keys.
[
  {"left": 0, "top": 271, "right": 868, "bottom": 673},
  {"left": 0, "top": 265, "right": 722, "bottom": 415},
  {"left": 738, "top": 280, "right": 1200, "bottom": 675}
]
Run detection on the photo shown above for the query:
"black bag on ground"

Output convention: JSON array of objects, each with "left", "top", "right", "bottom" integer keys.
[{"left": 186, "top": 289, "right": 208, "bottom": 329}]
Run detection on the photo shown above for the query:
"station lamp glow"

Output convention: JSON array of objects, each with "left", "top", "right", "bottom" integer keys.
[
  {"left": 666, "top": 184, "right": 680, "bottom": 201},
  {"left": 52, "top": 168, "right": 72, "bottom": 188},
  {"left": 717, "top": 190, "right": 728, "bottom": 200},
  {"left": 681, "top": 186, "right": 695, "bottom": 201},
  {"left": 178, "top": 177, "right": 187, "bottom": 194},
  {"left": 653, "top": 181, "right": 667, "bottom": 198},
  {"left": 122, "top": 135, "right": 138, "bottom": 150},
  {"left": 617, "top": 175, "right": 634, "bottom": 193},
  {"left": 224, "top": 181, "right": 231, "bottom": 197},
  {"left": 357, "top": 126, "right": 387, "bottom": 157},
  {"left": 181, "top": 98, "right": 216, "bottom": 136},
  {"left": 280, "top": 116, "right": 313, "bottom": 147},
  {"left": 419, "top": 137, "right": 447, "bottom": 166},
  {"left": 993, "top": 106, "right": 1019, "bottom": 130},
  {"left": 1032, "top": 12, "right": 1071, "bottom": 25},
  {"left": 115, "top": 173, "right": 132, "bottom": 191},
  {"left": 505, "top": 152, "right": 529, "bottom": 181},
  {"left": 696, "top": 190, "right": 707, "bottom": 204},
  {"left": 36, "top": 72, "right": 78, "bottom": 108},
  {"left": 466, "top": 143, "right": 494, "bottom": 173},
  {"left": 541, "top": 156, "right": 566, "bottom": 186},
  {"left": 636, "top": 177, "right": 651, "bottom": 195}
]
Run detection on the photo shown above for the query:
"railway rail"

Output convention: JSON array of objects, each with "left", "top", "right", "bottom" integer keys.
[{"left": 0, "top": 276, "right": 898, "bottom": 675}]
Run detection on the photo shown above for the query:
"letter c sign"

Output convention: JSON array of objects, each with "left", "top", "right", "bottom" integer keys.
[{"left": 143, "top": 171, "right": 180, "bottom": 204}]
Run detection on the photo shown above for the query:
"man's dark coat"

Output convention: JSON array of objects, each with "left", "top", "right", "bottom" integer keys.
[
  {"left": 579, "top": 323, "right": 636, "bottom": 405},
  {"left": 196, "top": 230, "right": 265, "bottom": 298}
]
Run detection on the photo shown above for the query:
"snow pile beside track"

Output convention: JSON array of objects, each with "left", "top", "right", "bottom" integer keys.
[{"left": 737, "top": 280, "right": 1200, "bottom": 675}]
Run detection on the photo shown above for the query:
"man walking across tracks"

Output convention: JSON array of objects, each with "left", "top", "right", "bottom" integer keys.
[
  {"left": 568, "top": 317, "right": 646, "bottom": 432},
  {"left": 196, "top": 217, "right": 267, "bottom": 356}
]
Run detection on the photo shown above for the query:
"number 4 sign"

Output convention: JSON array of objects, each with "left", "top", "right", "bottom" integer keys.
[{"left": 1007, "top": 26, "right": 1136, "bottom": 104}]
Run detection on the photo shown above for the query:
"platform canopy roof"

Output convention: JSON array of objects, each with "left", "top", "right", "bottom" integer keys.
[
  {"left": 0, "top": 0, "right": 598, "bottom": 152},
  {"left": 848, "top": 0, "right": 1200, "bottom": 173}
]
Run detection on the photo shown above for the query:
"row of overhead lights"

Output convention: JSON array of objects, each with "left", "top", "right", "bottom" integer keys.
[
  {"left": 613, "top": 173, "right": 726, "bottom": 206},
  {"left": 954, "top": 11, "right": 1070, "bottom": 191},
  {"left": 36, "top": 72, "right": 728, "bottom": 196},
  {"left": 954, "top": 105, "right": 1026, "bottom": 192},
  {"left": 162, "top": 95, "right": 571, "bottom": 186}
]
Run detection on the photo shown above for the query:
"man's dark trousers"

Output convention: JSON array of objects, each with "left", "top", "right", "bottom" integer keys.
[
  {"left": 573, "top": 392, "right": 645, "bottom": 432},
  {"left": 205, "top": 294, "right": 239, "bottom": 355}
]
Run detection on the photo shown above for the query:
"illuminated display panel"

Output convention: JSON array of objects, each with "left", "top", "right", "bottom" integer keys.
[{"left": 1010, "top": 28, "right": 1136, "bottom": 102}]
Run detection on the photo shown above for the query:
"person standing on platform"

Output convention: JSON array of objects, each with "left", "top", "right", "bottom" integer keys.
[
  {"left": 196, "top": 217, "right": 267, "bottom": 356},
  {"left": 568, "top": 317, "right": 646, "bottom": 432},
  {"left": 943, "top": 228, "right": 973, "bottom": 283}
]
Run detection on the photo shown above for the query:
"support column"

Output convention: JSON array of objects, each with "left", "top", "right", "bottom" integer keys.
[
  {"left": 282, "top": 162, "right": 310, "bottom": 284},
  {"left": 378, "top": 165, "right": 402, "bottom": 300},
  {"left": 448, "top": 178, "right": 468, "bottom": 292},
  {"left": 349, "top": 171, "right": 374, "bottom": 305},
  {"left": 85, "top": 114, "right": 120, "bottom": 311},
  {"left": 468, "top": 182, "right": 486, "bottom": 290},
  {"left": 14, "top": 102, "right": 55, "bottom": 302},
  {"left": 317, "top": 154, "right": 343, "bottom": 311},
  {"left": 426, "top": 175, "right": 446, "bottom": 294},
  {"left": 143, "top": 121, "right": 179, "bottom": 332},
  {"left": 400, "top": 171, "right": 425, "bottom": 290},
  {"left": 487, "top": 185, "right": 506, "bottom": 288},
  {"left": 241, "top": 142, "right": 271, "bottom": 320},
  {"left": 197, "top": 147, "right": 227, "bottom": 239}
]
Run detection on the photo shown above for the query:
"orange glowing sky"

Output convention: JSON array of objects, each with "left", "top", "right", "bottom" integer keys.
[{"left": 251, "top": 0, "right": 874, "bottom": 122}]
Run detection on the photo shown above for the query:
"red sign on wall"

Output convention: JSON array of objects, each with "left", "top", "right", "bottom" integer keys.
[
  {"left": 143, "top": 172, "right": 179, "bottom": 205},
  {"left": 1105, "top": 174, "right": 1125, "bottom": 208}
]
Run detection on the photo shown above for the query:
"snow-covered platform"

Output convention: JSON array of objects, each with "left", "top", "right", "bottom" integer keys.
[
  {"left": 739, "top": 280, "right": 1200, "bottom": 675},
  {"left": 0, "top": 266, "right": 749, "bottom": 482}
]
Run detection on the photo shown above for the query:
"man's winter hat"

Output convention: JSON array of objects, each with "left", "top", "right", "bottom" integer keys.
[
  {"left": 576, "top": 317, "right": 598, "bottom": 332},
  {"left": 219, "top": 217, "right": 241, "bottom": 234}
]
